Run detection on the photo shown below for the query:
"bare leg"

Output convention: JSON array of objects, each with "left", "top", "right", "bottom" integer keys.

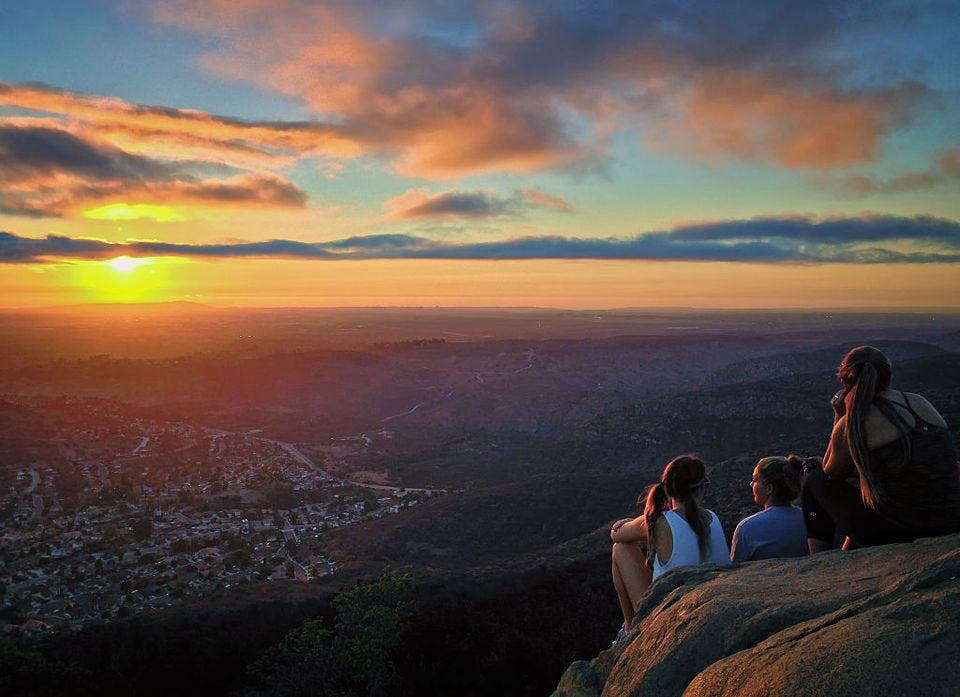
[
  {"left": 612, "top": 555, "right": 634, "bottom": 628},
  {"left": 612, "top": 542, "right": 652, "bottom": 628},
  {"left": 808, "top": 538, "right": 832, "bottom": 554},
  {"left": 841, "top": 536, "right": 861, "bottom": 551}
]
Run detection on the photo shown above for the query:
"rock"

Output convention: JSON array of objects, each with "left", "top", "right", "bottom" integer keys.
[
  {"left": 553, "top": 533, "right": 960, "bottom": 697},
  {"left": 555, "top": 660, "right": 607, "bottom": 697}
]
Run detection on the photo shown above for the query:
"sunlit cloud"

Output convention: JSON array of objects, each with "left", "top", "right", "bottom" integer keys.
[
  {"left": 4, "top": 214, "right": 960, "bottom": 265},
  {"left": 0, "top": 82, "right": 360, "bottom": 167},
  {"left": 649, "top": 74, "right": 924, "bottom": 169},
  {"left": 824, "top": 146, "right": 960, "bottom": 196},
  {"left": 0, "top": 124, "right": 309, "bottom": 218},
  {"left": 84, "top": 204, "right": 183, "bottom": 223},
  {"left": 143, "top": 0, "right": 930, "bottom": 177}
]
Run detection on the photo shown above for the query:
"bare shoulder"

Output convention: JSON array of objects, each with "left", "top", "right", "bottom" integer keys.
[
  {"left": 902, "top": 392, "right": 948, "bottom": 427},
  {"left": 652, "top": 513, "right": 672, "bottom": 546}
]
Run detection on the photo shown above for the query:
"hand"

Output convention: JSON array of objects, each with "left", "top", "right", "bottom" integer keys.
[
  {"left": 830, "top": 388, "right": 849, "bottom": 421},
  {"left": 610, "top": 518, "right": 630, "bottom": 541}
]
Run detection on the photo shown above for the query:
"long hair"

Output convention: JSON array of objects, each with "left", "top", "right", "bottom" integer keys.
[
  {"left": 756, "top": 454, "right": 809, "bottom": 505},
  {"left": 837, "top": 346, "right": 898, "bottom": 508},
  {"left": 641, "top": 454, "right": 710, "bottom": 563}
]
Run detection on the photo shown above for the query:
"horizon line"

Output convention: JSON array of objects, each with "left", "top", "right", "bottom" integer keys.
[{"left": 3, "top": 302, "right": 960, "bottom": 315}]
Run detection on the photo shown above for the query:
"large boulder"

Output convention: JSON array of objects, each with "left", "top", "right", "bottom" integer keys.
[{"left": 553, "top": 533, "right": 960, "bottom": 697}]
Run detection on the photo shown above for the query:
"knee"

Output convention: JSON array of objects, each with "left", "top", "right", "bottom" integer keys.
[
  {"left": 802, "top": 466, "right": 826, "bottom": 496},
  {"left": 611, "top": 541, "right": 630, "bottom": 562}
]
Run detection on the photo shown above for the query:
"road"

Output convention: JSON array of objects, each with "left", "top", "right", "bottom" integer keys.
[
  {"left": 381, "top": 347, "right": 536, "bottom": 423},
  {"left": 203, "top": 427, "right": 447, "bottom": 495}
]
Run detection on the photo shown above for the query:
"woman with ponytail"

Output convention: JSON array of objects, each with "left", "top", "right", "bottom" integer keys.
[
  {"left": 730, "top": 454, "right": 810, "bottom": 562},
  {"left": 802, "top": 346, "right": 960, "bottom": 552},
  {"left": 609, "top": 455, "right": 730, "bottom": 643}
]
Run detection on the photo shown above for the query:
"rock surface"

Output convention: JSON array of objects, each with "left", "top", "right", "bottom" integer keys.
[{"left": 553, "top": 533, "right": 960, "bottom": 697}]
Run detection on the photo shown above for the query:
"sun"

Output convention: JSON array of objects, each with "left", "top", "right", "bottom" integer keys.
[
  {"left": 106, "top": 256, "right": 150, "bottom": 273},
  {"left": 66, "top": 256, "right": 171, "bottom": 304}
]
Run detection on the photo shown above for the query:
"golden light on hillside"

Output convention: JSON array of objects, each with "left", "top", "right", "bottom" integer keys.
[{"left": 83, "top": 203, "right": 182, "bottom": 222}]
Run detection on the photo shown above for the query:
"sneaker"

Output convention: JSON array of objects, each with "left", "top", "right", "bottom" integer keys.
[{"left": 611, "top": 624, "right": 629, "bottom": 647}]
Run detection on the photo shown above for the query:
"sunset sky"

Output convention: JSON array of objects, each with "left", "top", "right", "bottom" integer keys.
[{"left": 2, "top": 0, "right": 959, "bottom": 308}]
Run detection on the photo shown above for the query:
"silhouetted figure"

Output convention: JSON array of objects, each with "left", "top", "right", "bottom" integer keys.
[
  {"left": 802, "top": 346, "right": 960, "bottom": 552},
  {"left": 609, "top": 454, "right": 729, "bottom": 643},
  {"left": 731, "top": 455, "right": 810, "bottom": 562}
]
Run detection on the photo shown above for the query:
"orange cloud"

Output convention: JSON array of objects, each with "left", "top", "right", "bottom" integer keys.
[
  {"left": 826, "top": 145, "right": 960, "bottom": 196},
  {"left": 147, "top": 1, "right": 601, "bottom": 179},
  {"left": 0, "top": 82, "right": 361, "bottom": 168},
  {"left": 0, "top": 123, "right": 308, "bottom": 218},
  {"left": 517, "top": 188, "right": 575, "bottom": 213},
  {"left": 649, "top": 73, "right": 923, "bottom": 169},
  {"left": 143, "top": 1, "right": 928, "bottom": 178},
  {"left": 1, "top": 173, "right": 307, "bottom": 219}
]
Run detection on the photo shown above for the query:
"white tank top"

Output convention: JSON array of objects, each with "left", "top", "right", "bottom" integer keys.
[{"left": 652, "top": 509, "right": 730, "bottom": 580}]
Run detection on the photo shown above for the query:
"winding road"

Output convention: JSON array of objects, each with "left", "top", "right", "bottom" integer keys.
[{"left": 204, "top": 428, "right": 447, "bottom": 495}]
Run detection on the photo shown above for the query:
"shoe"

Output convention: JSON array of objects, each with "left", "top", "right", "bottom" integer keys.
[{"left": 611, "top": 624, "right": 629, "bottom": 647}]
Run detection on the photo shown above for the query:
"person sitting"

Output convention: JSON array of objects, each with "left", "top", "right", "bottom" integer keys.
[
  {"left": 609, "top": 454, "right": 730, "bottom": 643},
  {"left": 802, "top": 345, "right": 960, "bottom": 552},
  {"left": 730, "top": 455, "right": 810, "bottom": 562}
]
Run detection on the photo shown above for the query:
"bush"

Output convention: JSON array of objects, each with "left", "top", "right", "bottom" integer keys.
[{"left": 246, "top": 574, "right": 413, "bottom": 697}]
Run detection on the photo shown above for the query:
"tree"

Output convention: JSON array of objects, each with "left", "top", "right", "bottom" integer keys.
[
  {"left": 331, "top": 574, "right": 413, "bottom": 697},
  {"left": 245, "top": 574, "right": 413, "bottom": 697}
]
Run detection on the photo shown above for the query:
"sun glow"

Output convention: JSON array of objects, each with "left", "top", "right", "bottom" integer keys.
[
  {"left": 62, "top": 256, "right": 185, "bottom": 303},
  {"left": 106, "top": 256, "right": 150, "bottom": 273},
  {"left": 83, "top": 203, "right": 182, "bottom": 222}
]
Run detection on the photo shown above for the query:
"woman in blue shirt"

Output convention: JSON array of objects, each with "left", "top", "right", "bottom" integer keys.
[{"left": 730, "top": 455, "right": 810, "bottom": 562}]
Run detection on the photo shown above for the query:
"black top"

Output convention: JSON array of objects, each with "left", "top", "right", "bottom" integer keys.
[{"left": 868, "top": 394, "right": 960, "bottom": 534}]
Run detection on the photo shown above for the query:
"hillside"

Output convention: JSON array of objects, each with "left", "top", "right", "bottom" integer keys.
[
  {"left": 554, "top": 532, "right": 960, "bottom": 697},
  {"left": 325, "top": 348, "right": 960, "bottom": 572}
]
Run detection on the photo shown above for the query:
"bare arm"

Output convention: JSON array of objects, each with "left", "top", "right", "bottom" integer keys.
[
  {"left": 610, "top": 515, "right": 648, "bottom": 544},
  {"left": 823, "top": 416, "right": 855, "bottom": 480}
]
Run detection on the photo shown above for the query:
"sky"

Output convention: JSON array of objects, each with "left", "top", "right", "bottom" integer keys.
[{"left": 1, "top": 0, "right": 959, "bottom": 309}]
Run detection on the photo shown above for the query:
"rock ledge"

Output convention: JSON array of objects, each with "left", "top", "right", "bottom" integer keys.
[{"left": 553, "top": 533, "right": 960, "bottom": 697}]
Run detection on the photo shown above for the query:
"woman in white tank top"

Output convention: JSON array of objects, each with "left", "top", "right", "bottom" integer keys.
[{"left": 609, "top": 455, "right": 730, "bottom": 643}]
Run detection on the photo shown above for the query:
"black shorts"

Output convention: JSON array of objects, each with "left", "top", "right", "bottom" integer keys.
[{"left": 801, "top": 468, "right": 915, "bottom": 547}]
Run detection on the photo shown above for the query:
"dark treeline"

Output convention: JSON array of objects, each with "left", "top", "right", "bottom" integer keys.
[{"left": 4, "top": 546, "right": 618, "bottom": 697}]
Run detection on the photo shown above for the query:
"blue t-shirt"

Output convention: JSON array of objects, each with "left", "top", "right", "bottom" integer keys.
[{"left": 730, "top": 505, "right": 808, "bottom": 562}]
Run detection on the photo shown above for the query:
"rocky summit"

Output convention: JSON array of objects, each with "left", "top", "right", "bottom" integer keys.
[{"left": 553, "top": 533, "right": 960, "bottom": 697}]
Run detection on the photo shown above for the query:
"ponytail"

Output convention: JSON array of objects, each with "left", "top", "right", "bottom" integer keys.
[
  {"left": 682, "top": 492, "right": 710, "bottom": 561},
  {"left": 838, "top": 346, "right": 901, "bottom": 510},
  {"left": 642, "top": 482, "right": 669, "bottom": 564},
  {"left": 846, "top": 362, "right": 880, "bottom": 506},
  {"left": 643, "top": 454, "right": 711, "bottom": 563}
]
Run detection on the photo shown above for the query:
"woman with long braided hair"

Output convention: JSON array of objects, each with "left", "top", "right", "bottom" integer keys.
[
  {"left": 802, "top": 346, "right": 960, "bottom": 552},
  {"left": 609, "top": 454, "right": 730, "bottom": 643}
]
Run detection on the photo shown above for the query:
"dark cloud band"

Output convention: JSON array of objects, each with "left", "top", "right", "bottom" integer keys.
[{"left": 3, "top": 214, "right": 959, "bottom": 264}]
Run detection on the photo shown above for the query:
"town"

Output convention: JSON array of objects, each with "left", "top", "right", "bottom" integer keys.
[{"left": 0, "top": 395, "right": 438, "bottom": 633}]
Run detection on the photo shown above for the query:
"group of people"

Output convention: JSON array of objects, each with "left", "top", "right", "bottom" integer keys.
[{"left": 609, "top": 346, "right": 960, "bottom": 644}]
